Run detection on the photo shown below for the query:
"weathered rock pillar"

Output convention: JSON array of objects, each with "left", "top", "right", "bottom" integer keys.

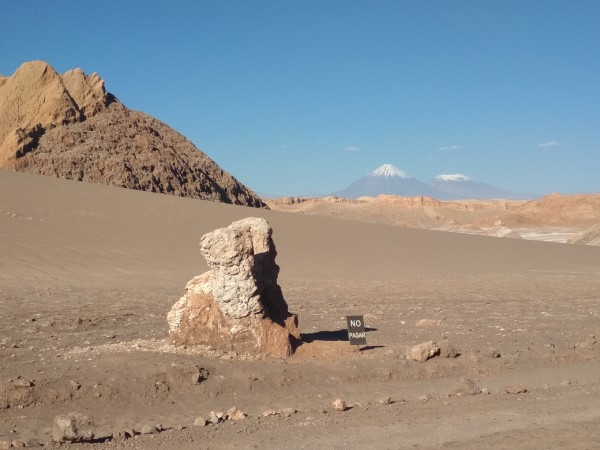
[{"left": 167, "top": 217, "right": 300, "bottom": 357}]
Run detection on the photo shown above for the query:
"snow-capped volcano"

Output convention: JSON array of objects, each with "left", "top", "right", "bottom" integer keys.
[
  {"left": 368, "top": 164, "right": 408, "bottom": 178},
  {"left": 331, "top": 165, "right": 536, "bottom": 200},
  {"left": 428, "top": 174, "right": 534, "bottom": 200},
  {"left": 333, "top": 164, "right": 446, "bottom": 199}
]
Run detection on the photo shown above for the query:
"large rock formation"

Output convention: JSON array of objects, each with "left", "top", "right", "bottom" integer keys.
[
  {"left": 167, "top": 217, "right": 300, "bottom": 357},
  {"left": 0, "top": 61, "right": 265, "bottom": 207}
]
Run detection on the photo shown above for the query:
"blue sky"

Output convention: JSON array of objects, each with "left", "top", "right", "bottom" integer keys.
[{"left": 1, "top": 1, "right": 599, "bottom": 196}]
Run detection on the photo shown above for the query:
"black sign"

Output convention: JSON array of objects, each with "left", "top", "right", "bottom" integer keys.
[{"left": 346, "top": 315, "right": 367, "bottom": 346}]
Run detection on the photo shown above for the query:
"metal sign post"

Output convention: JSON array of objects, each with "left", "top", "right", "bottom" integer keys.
[{"left": 346, "top": 315, "right": 367, "bottom": 349}]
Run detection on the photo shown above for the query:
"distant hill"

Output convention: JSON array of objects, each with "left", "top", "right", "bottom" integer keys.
[
  {"left": 427, "top": 174, "right": 534, "bottom": 200},
  {"left": 267, "top": 192, "right": 600, "bottom": 244},
  {"left": 0, "top": 61, "right": 265, "bottom": 207}
]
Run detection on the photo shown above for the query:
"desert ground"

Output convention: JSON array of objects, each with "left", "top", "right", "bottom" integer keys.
[{"left": 1, "top": 170, "right": 600, "bottom": 449}]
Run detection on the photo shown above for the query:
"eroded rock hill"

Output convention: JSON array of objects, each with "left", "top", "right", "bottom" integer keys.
[
  {"left": 0, "top": 61, "right": 265, "bottom": 207},
  {"left": 268, "top": 193, "right": 600, "bottom": 244}
]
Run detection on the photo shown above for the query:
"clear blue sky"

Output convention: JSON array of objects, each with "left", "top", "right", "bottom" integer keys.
[{"left": 2, "top": 1, "right": 599, "bottom": 196}]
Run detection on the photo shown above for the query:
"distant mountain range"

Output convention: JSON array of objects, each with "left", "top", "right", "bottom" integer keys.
[{"left": 332, "top": 164, "right": 535, "bottom": 200}]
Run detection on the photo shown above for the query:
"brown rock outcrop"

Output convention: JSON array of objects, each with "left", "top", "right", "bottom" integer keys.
[
  {"left": 167, "top": 217, "right": 300, "bottom": 357},
  {"left": 0, "top": 61, "right": 265, "bottom": 207}
]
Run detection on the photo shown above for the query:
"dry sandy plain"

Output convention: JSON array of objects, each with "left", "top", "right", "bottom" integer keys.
[{"left": 1, "top": 170, "right": 600, "bottom": 449}]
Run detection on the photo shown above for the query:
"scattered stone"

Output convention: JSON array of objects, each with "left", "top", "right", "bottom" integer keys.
[
  {"left": 262, "top": 407, "right": 296, "bottom": 417},
  {"left": 278, "top": 407, "right": 296, "bottom": 417},
  {"left": 167, "top": 364, "right": 209, "bottom": 386},
  {"left": 123, "top": 428, "right": 135, "bottom": 438},
  {"left": 140, "top": 424, "right": 157, "bottom": 435},
  {"left": 485, "top": 349, "right": 501, "bottom": 358},
  {"left": 208, "top": 411, "right": 224, "bottom": 424},
  {"left": 332, "top": 398, "right": 347, "bottom": 411},
  {"left": 112, "top": 429, "right": 132, "bottom": 440},
  {"left": 226, "top": 407, "right": 247, "bottom": 421},
  {"left": 575, "top": 335, "right": 596, "bottom": 350},
  {"left": 418, "top": 394, "right": 432, "bottom": 401},
  {"left": 167, "top": 218, "right": 301, "bottom": 358},
  {"left": 438, "top": 340, "right": 460, "bottom": 358},
  {"left": 193, "top": 417, "right": 207, "bottom": 427},
  {"left": 176, "top": 425, "right": 184, "bottom": 431},
  {"left": 560, "top": 380, "right": 571, "bottom": 387},
  {"left": 407, "top": 341, "right": 440, "bottom": 362},
  {"left": 505, "top": 384, "right": 527, "bottom": 394},
  {"left": 481, "top": 387, "right": 490, "bottom": 395},
  {"left": 13, "top": 378, "right": 33, "bottom": 388},
  {"left": 52, "top": 412, "right": 95, "bottom": 443},
  {"left": 454, "top": 377, "right": 480, "bottom": 396},
  {"left": 69, "top": 380, "right": 81, "bottom": 390},
  {"left": 415, "top": 319, "right": 443, "bottom": 327},
  {"left": 377, "top": 396, "right": 392, "bottom": 405}
]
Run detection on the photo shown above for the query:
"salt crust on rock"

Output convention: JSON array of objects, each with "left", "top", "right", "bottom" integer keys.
[{"left": 167, "top": 217, "right": 300, "bottom": 357}]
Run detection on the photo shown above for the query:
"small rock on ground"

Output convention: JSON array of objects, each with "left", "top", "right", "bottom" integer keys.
[
  {"left": 485, "top": 349, "right": 501, "bottom": 358},
  {"left": 438, "top": 340, "right": 460, "bottom": 358},
  {"left": 454, "top": 377, "right": 480, "bottom": 396},
  {"left": 415, "top": 319, "right": 442, "bottom": 327},
  {"left": 505, "top": 384, "right": 527, "bottom": 394},
  {"left": 208, "top": 411, "right": 224, "bottom": 424},
  {"left": 140, "top": 424, "right": 157, "bottom": 435},
  {"left": 332, "top": 398, "right": 347, "bottom": 411},
  {"left": 262, "top": 407, "right": 296, "bottom": 417},
  {"left": 52, "top": 412, "right": 95, "bottom": 443},
  {"left": 408, "top": 341, "right": 440, "bottom": 362},
  {"left": 226, "top": 407, "right": 247, "bottom": 421},
  {"left": 194, "top": 417, "right": 207, "bottom": 427},
  {"left": 112, "top": 429, "right": 132, "bottom": 440}
]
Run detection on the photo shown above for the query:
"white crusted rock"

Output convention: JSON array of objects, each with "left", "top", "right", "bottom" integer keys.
[{"left": 168, "top": 218, "right": 300, "bottom": 358}]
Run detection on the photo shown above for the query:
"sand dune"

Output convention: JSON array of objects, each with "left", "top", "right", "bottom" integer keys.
[{"left": 2, "top": 170, "right": 599, "bottom": 290}]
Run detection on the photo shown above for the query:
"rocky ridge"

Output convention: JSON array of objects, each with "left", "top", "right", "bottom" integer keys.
[
  {"left": 268, "top": 193, "right": 600, "bottom": 244},
  {"left": 0, "top": 61, "right": 265, "bottom": 207}
]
